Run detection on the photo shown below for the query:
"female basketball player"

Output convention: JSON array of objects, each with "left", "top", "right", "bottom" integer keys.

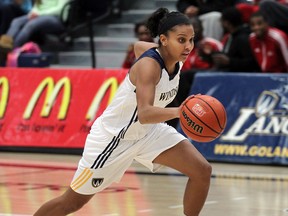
[{"left": 34, "top": 8, "right": 211, "bottom": 216}]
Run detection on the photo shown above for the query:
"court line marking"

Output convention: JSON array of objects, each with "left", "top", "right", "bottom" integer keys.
[
  {"left": 232, "top": 197, "right": 247, "bottom": 201},
  {"left": 1, "top": 162, "right": 288, "bottom": 181},
  {"left": 169, "top": 205, "right": 183, "bottom": 209},
  {"left": 205, "top": 201, "right": 218, "bottom": 205}
]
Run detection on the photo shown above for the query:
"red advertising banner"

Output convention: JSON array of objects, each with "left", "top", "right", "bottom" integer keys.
[{"left": 0, "top": 68, "right": 127, "bottom": 148}]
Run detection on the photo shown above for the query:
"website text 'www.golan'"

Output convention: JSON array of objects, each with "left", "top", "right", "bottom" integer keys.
[{"left": 214, "top": 144, "right": 288, "bottom": 158}]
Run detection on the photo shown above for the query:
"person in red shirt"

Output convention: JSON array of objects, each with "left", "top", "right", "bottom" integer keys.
[
  {"left": 236, "top": 0, "right": 288, "bottom": 35},
  {"left": 259, "top": 0, "right": 288, "bottom": 35},
  {"left": 122, "top": 21, "right": 154, "bottom": 69},
  {"left": 249, "top": 12, "right": 288, "bottom": 72}
]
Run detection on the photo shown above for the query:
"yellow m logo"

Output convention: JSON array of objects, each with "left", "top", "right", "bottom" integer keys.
[
  {"left": 23, "top": 77, "right": 71, "bottom": 120},
  {"left": 86, "top": 77, "right": 118, "bottom": 120},
  {"left": 0, "top": 77, "right": 9, "bottom": 119}
]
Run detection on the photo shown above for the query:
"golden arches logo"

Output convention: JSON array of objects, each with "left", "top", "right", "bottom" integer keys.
[
  {"left": 23, "top": 77, "right": 71, "bottom": 120},
  {"left": 0, "top": 77, "right": 9, "bottom": 119},
  {"left": 86, "top": 77, "right": 118, "bottom": 120}
]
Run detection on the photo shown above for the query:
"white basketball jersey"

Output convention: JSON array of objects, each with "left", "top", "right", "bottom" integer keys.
[{"left": 94, "top": 48, "right": 183, "bottom": 140}]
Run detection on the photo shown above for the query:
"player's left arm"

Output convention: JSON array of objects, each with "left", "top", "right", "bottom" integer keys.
[{"left": 132, "top": 58, "right": 180, "bottom": 124}]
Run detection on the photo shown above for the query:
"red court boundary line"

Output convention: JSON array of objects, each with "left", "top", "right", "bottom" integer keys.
[
  {"left": 2, "top": 161, "right": 287, "bottom": 181},
  {"left": 0, "top": 161, "right": 177, "bottom": 176},
  {"left": 0, "top": 162, "right": 77, "bottom": 171}
]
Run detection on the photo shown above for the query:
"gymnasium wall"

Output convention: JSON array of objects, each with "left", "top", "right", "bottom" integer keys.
[{"left": 1, "top": 68, "right": 288, "bottom": 164}]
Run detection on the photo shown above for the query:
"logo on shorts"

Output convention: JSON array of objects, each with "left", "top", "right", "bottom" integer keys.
[{"left": 92, "top": 178, "right": 104, "bottom": 188}]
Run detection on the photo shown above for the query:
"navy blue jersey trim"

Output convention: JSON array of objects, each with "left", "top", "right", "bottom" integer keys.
[
  {"left": 136, "top": 48, "right": 180, "bottom": 81},
  {"left": 169, "top": 62, "right": 180, "bottom": 81},
  {"left": 137, "top": 48, "right": 165, "bottom": 69}
]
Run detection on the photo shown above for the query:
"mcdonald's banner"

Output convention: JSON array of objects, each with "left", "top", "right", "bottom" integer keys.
[
  {"left": 0, "top": 68, "right": 127, "bottom": 150},
  {"left": 179, "top": 72, "right": 288, "bottom": 165}
]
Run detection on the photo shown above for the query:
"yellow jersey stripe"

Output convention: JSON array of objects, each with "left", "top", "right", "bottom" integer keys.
[
  {"left": 71, "top": 168, "right": 91, "bottom": 188},
  {"left": 72, "top": 171, "right": 93, "bottom": 191},
  {"left": 71, "top": 168, "right": 89, "bottom": 186}
]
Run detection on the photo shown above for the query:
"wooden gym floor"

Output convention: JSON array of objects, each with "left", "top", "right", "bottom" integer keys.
[{"left": 0, "top": 152, "right": 288, "bottom": 216}]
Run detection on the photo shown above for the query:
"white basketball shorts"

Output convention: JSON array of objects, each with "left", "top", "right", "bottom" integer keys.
[{"left": 70, "top": 121, "right": 187, "bottom": 195}]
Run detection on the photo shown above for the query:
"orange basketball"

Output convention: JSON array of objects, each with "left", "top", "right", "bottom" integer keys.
[{"left": 179, "top": 94, "right": 227, "bottom": 142}]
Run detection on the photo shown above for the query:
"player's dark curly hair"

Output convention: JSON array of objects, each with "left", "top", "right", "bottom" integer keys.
[{"left": 146, "top": 8, "right": 170, "bottom": 38}]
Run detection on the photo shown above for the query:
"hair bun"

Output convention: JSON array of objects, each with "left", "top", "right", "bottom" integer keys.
[{"left": 146, "top": 8, "right": 169, "bottom": 38}]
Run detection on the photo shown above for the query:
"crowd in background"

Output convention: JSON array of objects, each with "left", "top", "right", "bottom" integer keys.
[
  {"left": 0, "top": 0, "right": 288, "bottom": 73},
  {"left": 0, "top": 0, "right": 68, "bottom": 66},
  {"left": 123, "top": 0, "right": 288, "bottom": 74}
]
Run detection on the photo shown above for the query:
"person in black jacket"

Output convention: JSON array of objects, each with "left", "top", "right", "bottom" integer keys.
[
  {"left": 211, "top": 7, "right": 261, "bottom": 72},
  {"left": 259, "top": 0, "right": 288, "bottom": 35},
  {"left": 176, "top": 0, "right": 237, "bottom": 40}
]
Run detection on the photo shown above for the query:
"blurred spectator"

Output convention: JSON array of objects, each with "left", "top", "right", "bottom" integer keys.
[
  {"left": 176, "top": 0, "right": 237, "bottom": 40},
  {"left": 249, "top": 12, "right": 288, "bottom": 72},
  {"left": 0, "top": 0, "right": 32, "bottom": 35},
  {"left": 182, "top": 17, "right": 223, "bottom": 72},
  {"left": 211, "top": 7, "right": 260, "bottom": 72},
  {"left": 259, "top": 0, "right": 288, "bottom": 35},
  {"left": 0, "top": 0, "right": 69, "bottom": 51},
  {"left": 236, "top": 1, "right": 259, "bottom": 23},
  {"left": 122, "top": 21, "right": 154, "bottom": 69},
  {"left": 236, "top": 0, "right": 288, "bottom": 35}
]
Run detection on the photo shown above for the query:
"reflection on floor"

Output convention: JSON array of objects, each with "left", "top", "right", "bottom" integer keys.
[{"left": 0, "top": 152, "right": 288, "bottom": 216}]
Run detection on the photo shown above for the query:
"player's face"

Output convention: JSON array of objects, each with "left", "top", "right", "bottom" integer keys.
[
  {"left": 250, "top": 16, "right": 268, "bottom": 38},
  {"left": 165, "top": 24, "right": 195, "bottom": 62}
]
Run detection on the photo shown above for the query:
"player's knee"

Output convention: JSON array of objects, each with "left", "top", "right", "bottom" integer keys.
[
  {"left": 202, "top": 162, "right": 212, "bottom": 181},
  {"left": 194, "top": 162, "right": 212, "bottom": 183}
]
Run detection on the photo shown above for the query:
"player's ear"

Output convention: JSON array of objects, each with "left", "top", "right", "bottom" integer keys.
[{"left": 159, "top": 34, "right": 168, "bottom": 46}]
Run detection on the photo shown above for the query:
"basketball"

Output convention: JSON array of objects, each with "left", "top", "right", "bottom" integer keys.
[{"left": 179, "top": 94, "right": 227, "bottom": 142}]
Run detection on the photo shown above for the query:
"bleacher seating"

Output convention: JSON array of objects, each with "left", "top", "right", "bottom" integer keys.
[{"left": 42, "top": 0, "right": 177, "bottom": 68}]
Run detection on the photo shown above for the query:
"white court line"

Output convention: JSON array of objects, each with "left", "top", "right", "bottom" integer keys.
[
  {"left": 205, "top": 200, "right": 218, "bottom": 205},
  {"left": 232, "top": 197, "right": 247, "bottom": 201},
  {"left": 169, "top": 204, "right": 183, "bottom": 209}
]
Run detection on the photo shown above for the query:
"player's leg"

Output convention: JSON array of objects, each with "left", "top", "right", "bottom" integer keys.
[
  {"left": 34, "top": 121, "right": 131, "bottom": 215},
  {"left": 34, "top": 187, "right": 94, "bottom": 216},
  {"left": 153, "top": 139, "right": 211, "bottom": 216}
]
